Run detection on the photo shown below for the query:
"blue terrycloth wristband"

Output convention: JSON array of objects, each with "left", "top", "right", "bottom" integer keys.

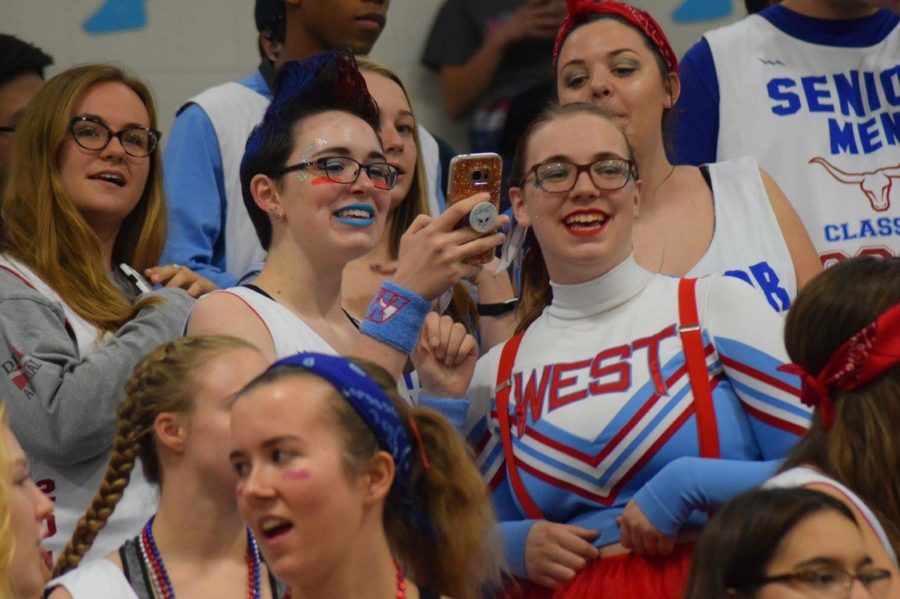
[{"left": 360, "top": 280, "right": 430, "bottom": 354}]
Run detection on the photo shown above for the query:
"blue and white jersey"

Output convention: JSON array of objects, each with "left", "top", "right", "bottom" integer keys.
[
  {"left": 462, "top": 257, "right": 810, "bottom": 576},
  {"left": 674, "top": 6, "right": 900, "bottom": 267}
]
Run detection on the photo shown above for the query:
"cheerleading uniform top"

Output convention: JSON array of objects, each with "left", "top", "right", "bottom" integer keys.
[{"left": 459, "top": 256, "right": 810, "bottom": 576}]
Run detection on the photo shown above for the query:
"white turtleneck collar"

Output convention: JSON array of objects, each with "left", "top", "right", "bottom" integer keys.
[{"left": 546, "top": 255, "right": 654, "bottom": 320}]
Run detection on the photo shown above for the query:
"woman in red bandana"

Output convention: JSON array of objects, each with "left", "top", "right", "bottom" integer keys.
[
  {"left": 766, "top": 256, "right": 900, "bottom": 593},
  {"left": 551, "top": 0, "right": 822, "bottom": 315}
]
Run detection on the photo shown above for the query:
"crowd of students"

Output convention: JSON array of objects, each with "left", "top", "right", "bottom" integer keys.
[{"left": 0, "top": 0, "right": 897, "bottom": 597}]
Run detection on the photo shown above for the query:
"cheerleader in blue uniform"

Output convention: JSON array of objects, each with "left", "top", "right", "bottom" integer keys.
[{"left": 417, "top": 102, "right": 812, "bottom": 598}]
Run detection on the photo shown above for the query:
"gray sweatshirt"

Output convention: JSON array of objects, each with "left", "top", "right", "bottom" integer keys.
[
  {"left": 0, "top": 267, "right": 193, "bottom": 465},
  {"left": 0, "top": 264, "right": 195, "bottom": 558}
]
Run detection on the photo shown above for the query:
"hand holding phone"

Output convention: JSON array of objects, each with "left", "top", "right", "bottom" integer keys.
[
  {"left": 119, "top": 263, "right": 153, "bottom": 294},
  {"left": 447, "top": 152, "right": 503, "bottom": 265}
]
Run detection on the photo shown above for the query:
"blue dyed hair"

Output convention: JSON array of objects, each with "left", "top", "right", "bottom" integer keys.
[{"left": 240, "top": 51, "right": 381, "bottom": 249}]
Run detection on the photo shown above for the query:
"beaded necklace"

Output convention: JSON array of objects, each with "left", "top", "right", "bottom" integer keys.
[
  {"left": 279, "top": 559, "right": 405, "bottom": 599},
  {"left": 394, "top": 559, "right": 406, "bottom": 599},
  {"left": 139, "top": 515, "right": 261, "bottom": 599}
]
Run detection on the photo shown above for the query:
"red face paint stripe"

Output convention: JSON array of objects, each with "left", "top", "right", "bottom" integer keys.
[
  {"left": 310, "top": 176, "right": 334, "bottom": 186},
  {"left": 282, "top": 469, "right": 311, "bottom": 481}
]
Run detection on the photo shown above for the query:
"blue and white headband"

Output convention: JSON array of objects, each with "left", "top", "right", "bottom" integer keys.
[{"left": 268, "top": 352, "right": 413, "bottom": 488}]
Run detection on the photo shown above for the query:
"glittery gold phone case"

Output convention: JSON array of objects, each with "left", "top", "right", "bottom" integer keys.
[{"left": 447, "top": 152, "right": 502, "bottom": 265}]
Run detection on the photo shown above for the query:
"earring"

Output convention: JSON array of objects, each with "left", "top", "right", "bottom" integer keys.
[{"left": 270, "top": 206, "right": 286, "bottom": 223}]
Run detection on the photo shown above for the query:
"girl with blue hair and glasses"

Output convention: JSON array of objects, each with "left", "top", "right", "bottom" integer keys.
[
  {"left": 229, "top": 352, "right": 504, "bottom": 599},
  {"left": 188, "top": 52, "right": 505, "bottom": 383}
]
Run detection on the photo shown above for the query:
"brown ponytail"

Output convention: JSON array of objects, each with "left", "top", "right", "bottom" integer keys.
[
  {"left": 515, "top": 233, "right": 552, "bottom": 335},
  {"left": 52, "top": 335, "right": 258, "bottom": 576},
  {"left": 780, "top": 256, "right": 900, "bottom": 559},
  {"left": 393, "top": 405, "right": 504, "bottom": 598},
  {"left": 355, "top": 361, "right": 503, "bottom": 599}
]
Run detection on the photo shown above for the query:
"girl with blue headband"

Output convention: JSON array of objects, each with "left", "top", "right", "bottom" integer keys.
[{"left": 230, "top": 352, "right": 504, "bottom": 599}]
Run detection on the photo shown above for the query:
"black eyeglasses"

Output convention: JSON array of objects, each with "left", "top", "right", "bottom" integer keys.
[
  {"left": 279, "top": 156, "right": 398, "bottom": 191},
  {"left": 522, "top": 158, "right": 636, "bottom": 193},
  {"left": 750, "top": 566, "right": 892, "bottom": 598},
  {"left": 69, "top": 116, "right": 161, "bottom": 157}
]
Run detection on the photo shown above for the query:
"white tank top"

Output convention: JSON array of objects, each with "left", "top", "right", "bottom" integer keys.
[
  {"left": 216, "top": 286, "right": 338, "bottom": 358},
  {"left": 686, "top": 156, "right": 797, "bottom": 313},
  {"left": 218, "top": 286, "right": 421, "bottom": 404},
  {"left": 47, "top": 558, "right": 137, "bottom": 599}
]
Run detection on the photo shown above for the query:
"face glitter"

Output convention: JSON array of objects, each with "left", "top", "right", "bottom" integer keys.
[{"left": 295, "top": 138, "right": 328, "bottom": 182}]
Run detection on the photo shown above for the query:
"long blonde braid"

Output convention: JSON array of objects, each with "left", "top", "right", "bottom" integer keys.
[{"left": 52, "top": 335, "right": 257, "bottom": 576}]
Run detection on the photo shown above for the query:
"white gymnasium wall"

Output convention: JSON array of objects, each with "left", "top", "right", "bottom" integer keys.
[{"left": 2, "top": 0, "right": 744, "bottom": 151}]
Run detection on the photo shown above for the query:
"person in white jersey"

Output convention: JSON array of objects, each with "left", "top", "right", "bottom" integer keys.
[
  {"left": 764, "top": 256, "right": 900, "bottom": 595},
  {"left": 0, "top": 65, "right": 210, "bottom": 563},
  {"left": 673, "top": 0, "right": 900, "bottom": 268},
  {"left": 162, "top": 0, "right": 448, "bottom": 287},
  {"left": 553, "top": 0, "right": 823, "bottom": 314},
  {"left": 415, "top": 103, "right": 811, "bottom": 597}
]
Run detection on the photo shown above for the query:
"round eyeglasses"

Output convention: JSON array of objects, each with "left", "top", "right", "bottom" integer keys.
[
  {"left": 70, "top": 116, "right": 161, "bottom": 157},
  {"left": 751, "top": 565, "right": 892, "bottom": 598},
  {"left": 523, "top": 158, "right": 636, "bottom": 193},
  {"left": 279, "top": 156, "right": 398, "bottom": 191}
]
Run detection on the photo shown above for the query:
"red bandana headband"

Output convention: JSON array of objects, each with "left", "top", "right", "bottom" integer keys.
[
  {"left": 553, "top": 0, "right": 678, "bottom": 74},
  {"left": 780, "top": 302, "right": 900, "bottom": 430}
]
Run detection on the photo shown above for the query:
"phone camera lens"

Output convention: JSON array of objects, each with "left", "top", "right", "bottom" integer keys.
[{"left": 472, "top": 170, "right": 484, "bottom": 181}]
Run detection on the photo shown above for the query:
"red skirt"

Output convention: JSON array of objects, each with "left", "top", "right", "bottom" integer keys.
[{"left": 506, "top": 543, "right": 694, "bottom": 599}]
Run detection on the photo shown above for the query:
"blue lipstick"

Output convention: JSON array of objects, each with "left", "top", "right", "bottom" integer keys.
[{"left": 333, "top": 204, "right": 375, "bottom": 227}]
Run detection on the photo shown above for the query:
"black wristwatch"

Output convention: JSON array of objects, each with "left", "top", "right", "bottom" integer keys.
[{"left": 476, "top": 298, "right": 518, "bottom": 316}]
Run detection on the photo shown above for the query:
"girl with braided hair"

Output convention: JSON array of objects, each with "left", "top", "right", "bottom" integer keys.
[{"left": 46, "top": 336, "right": 283, "bottom": 599}]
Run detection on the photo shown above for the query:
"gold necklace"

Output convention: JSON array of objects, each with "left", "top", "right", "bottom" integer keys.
[{"left": 643, "top": 165, "right": 677, "bottom": 211}]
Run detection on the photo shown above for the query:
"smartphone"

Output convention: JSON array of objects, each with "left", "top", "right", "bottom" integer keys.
[
  {"left": 447, "top": 152, "right": 502, "bottom": 265},
  {"left": 118, "top": 263, "right": 153, "bottom": 294}
]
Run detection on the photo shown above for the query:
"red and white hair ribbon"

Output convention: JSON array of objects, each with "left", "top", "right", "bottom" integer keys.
[
  {"left": 553, "top": 0, "right": 678, "bottom": 74},
  {"left": 780, "top": 302, "right": 900, "bottom": 430}
]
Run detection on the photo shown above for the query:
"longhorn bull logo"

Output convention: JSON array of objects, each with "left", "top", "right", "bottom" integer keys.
[{"left": 809, "top": 157, "right": 900, "bottom": 213}]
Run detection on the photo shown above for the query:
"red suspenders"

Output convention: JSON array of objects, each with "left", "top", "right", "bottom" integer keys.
[
  {"left": 495, "top": 331, "right": 543, "bottom": 518},
  {"left": 494, "top": 278, "right": 719, "bottom": 518},
  {"left": 677, "top": 278, "right": 720, "bottom": 459}
]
